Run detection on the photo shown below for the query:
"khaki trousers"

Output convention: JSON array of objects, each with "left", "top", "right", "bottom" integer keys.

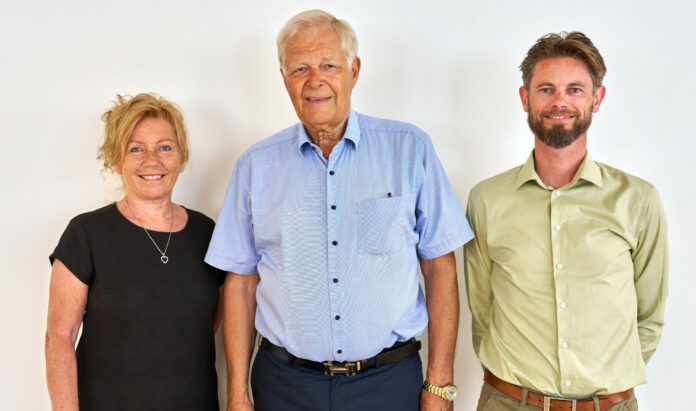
[{"left": 476, "top": 382, "right": 638, "bottom": 411}]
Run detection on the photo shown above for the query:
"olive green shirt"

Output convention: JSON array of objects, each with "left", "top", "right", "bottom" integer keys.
[{"left": 465, "top": 151, "right": 668, "bottom": 396}]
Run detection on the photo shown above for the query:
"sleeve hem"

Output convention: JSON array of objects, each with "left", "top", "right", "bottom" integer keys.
[
  {"left": 204, "top": 254, "right": 258, "bottom": 275},
  {"left": 417, "top": 231, "right": 475, "bottom": 259},
  {"left": 49, "top": 254, "right": 92, "bottom": 286}
]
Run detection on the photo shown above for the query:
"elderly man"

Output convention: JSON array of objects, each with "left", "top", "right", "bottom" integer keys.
[
  {"left": 465, "top": 32, "right": 668, "bottom": 411},
  {"left": 206, "top": 10, "right": 472, "bottom": 411}
]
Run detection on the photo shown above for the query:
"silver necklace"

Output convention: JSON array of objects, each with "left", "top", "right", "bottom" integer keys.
[{"left": 125, "top": 198, "right": 173, "bottom": 264}]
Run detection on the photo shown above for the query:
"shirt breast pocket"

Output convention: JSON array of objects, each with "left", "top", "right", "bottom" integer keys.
[{"left": 357, "top": 196, "right": 406, "bottom": 255}]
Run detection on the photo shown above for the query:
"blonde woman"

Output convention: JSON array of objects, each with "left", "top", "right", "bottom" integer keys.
[{"left": 45, "top": 93, "right": 225, "bottom": 410}]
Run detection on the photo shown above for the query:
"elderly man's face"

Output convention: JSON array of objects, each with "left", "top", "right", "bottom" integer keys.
[{"left": 282, "top": 24, "right": 360, "bottom": 135}]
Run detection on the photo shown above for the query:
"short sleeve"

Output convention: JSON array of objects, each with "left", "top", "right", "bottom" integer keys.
[
  {"left": 49, "top": 216, "right": 94, "bottom": 285},
  {"left": 414, "top": 134, "right": 474, "bottom": 259},
  {"left": 205, "top": 155, "right": 260, "bottom": 274}
]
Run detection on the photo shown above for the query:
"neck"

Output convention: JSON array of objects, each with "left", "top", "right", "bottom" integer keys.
[
  {"left": 121, "top": 193, "right": 173, "bottom": 230},
  {"left": 533, "top": 134, "right": 587, "bottom": 189},
  {"left": 305, "top": 118, "right": 348, "bottom": 160}
]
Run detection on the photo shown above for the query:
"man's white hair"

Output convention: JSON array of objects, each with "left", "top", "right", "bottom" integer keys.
[{"left": 277, "top": 9, "right": 358, "bottom": 74}]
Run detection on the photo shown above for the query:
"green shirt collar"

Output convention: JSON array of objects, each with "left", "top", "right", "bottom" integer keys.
[{"left": 515, "top": 150, "right": 603, "bottom": 190}]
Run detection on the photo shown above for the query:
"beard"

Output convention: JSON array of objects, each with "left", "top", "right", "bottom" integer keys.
[{"left": 527, "top": 107, "right": 593, "bottom": 149}]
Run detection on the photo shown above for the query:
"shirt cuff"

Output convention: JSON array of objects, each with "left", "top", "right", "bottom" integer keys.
[{"left": 204, "top": 253, "right": 258, "bottom": 275}]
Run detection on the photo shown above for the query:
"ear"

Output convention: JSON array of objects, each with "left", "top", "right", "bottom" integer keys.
[
  {"left": 519, "top": 86, "right": 530, "bottom": 112},
  {"left": 281, "top": 68, "right": 290, "bottom": 92},
  {"left": 592, "top": 85, "right": 606, "bottom": 113},
  {"left": 351, "top": 57, "right": 361, "bottom": 86}
]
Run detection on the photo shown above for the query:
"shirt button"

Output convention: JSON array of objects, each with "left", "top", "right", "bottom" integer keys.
[
  {"left": 335, "top": 315, "right": 340, "bottom": 320},
  {"left": 559, "top": 302, "right": 567, "bottom": 309},
  {"left": 556, "top": 263, "right": 563, "bottom": 270},
  {"left": 561, "top": 342, "right": 568, "bottom": 349},
  {"left": 555, "top": 190, "right": 561, "bottom": 196},
  {"left": 331, "top": 205, "right": 336, "bottom": 210},
  {"left": 554, "top": 224, "right": 561, "bottom": 231},
  {"left": 565, "top": 380, "right": 571, "bottom": 387},
  {"left": 332, "top": 241, "right": 338, "bottom": 246},
  {"left": 337, "top": 349, "right": 342, "bottom": 354},
  {"left": 329, "top": 170, "right": 335, "bottom": 175},
  {"left": 333, "top": 278, "right": 338, "bottom": 283}
]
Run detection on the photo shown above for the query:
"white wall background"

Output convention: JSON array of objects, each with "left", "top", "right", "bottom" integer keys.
[{"left": 2, "top": 0, "right": 694, "bottom": 409}]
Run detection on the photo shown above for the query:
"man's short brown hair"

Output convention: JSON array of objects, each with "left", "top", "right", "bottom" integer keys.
[{"left": 520, "top": 31, "right": 606, "bottom": 90}]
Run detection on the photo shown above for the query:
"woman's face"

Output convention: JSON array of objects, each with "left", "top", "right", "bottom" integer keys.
[{"left": 116, "top": 116, "right": 183, "bottom": 202}]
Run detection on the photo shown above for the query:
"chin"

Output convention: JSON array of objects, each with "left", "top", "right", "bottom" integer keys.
[
  {"left": 137, "top": 190, "right": 173, "bottom": 201},
  {"left": 303, "top": 119, "right": 336, "bottom": 130}
]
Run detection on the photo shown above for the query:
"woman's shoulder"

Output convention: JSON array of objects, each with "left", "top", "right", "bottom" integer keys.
[
  {"left": 65, "top": 203, "right": 116, "bottom": 224},
  {"left": 68, "top": 203, "right": 119, "bottom": 226}
]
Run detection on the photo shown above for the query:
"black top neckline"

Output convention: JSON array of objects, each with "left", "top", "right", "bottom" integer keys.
[{"left": 110, "top": 202, "right": 190, "bottom": 234}]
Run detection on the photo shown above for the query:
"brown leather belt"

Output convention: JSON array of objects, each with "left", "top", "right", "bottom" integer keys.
[{"left": 484, "top": 371, "right": 634, "bottom": 411}]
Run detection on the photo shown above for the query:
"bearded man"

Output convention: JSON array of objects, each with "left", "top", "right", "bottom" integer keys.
[{"left": 465, "top": 32, "right": 668, "bottom": 411}]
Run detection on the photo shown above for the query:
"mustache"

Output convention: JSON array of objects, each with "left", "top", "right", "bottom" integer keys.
[{"left": 541, "top": 109, "right": 581, "bottom": 117}]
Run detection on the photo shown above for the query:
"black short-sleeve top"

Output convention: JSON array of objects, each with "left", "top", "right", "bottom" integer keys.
[{"left": 50, "top": 203, "right": 226, "bottom": 411}]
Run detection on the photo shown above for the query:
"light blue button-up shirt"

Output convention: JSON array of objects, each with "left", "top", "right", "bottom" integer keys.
[{"left": 206, "top": 109, "right": 473, "bottom": 362}]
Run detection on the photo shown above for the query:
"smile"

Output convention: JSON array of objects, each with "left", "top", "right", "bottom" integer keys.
[
  {"left": 544, "top": 114, "right": 576, "bottom": 123},
  {"left": 305, "top": 97, "right": 331, "bottom": 102},
  {"left": 140, "top": 175, "right": 165, "bottom": 180}
]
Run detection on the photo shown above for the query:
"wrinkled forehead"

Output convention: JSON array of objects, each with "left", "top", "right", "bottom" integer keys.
[{"left": 286, "top": 23, "right": 345, "bottom": 59}]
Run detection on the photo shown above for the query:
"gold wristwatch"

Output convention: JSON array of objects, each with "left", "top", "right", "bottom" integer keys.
[{"left": 423, "top": 380, "right": 458, "bottom": 402}]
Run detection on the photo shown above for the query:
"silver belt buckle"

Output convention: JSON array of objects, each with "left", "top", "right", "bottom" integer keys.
[
  {"left": 543, "top": 396, "right": 577, "bottom": 411},
  {"left": 322, "top": 361, "right": 358, "bottom": 376}
]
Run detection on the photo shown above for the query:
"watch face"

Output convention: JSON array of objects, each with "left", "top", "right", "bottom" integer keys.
[{"left": 445, "top": 386, "right": 458, "bottom": 401}]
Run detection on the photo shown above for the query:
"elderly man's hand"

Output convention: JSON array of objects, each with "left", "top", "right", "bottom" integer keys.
[{"left": 420, "top": 389, "right": 453, "bottom": 411}]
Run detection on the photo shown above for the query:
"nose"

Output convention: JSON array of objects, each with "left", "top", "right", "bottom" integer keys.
[
  {"left": 143, "top": 149, "right": 159, "bottom": 165},
  {"left": 307, "top": 67, "right": 324, "bottom": 88},
  {"left": 551, "top": 90, "right": 568, "bottom": 109}
]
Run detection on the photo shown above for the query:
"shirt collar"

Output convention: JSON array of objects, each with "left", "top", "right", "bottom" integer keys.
[
  {"left": 297, "top": 109, "right": 361, "bottom": 154},
  {"left": 515, "top": 150, "right": 603, "bottom": 189}
]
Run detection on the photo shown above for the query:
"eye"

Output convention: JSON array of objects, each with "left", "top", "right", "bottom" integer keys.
[
  {"left": 294, "top": 67, "right": 307, "bottom": 74},
  {"left": 160, "top": 145, "right": 172, "bottom": 152},
  {"left": 539, "top": 87, "right": 552, "bottom": 94},
  {"left": 569, "top": 87, "right": 582, "bottom": 94},
  {"left": 129, "top": 146, "right": 142, "bottom": 153}
]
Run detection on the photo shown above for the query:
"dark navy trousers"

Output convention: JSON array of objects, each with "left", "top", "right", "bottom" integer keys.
[{"left": 250, "top": 346, "right": 423, "bottom": 411}]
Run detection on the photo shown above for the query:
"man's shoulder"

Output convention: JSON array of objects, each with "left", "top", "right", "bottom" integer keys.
[
  {"left": 355, "top": 111, "right": 430, "bottom": 144},
  {"left": 241, "top": 123, "right": 299, "bottom": 159},
  {"left": 470, "top": 165, "right": 524, "bottom": 202},
  {"left": 595, "top": 161, "right": 659, "bottom": 196}
]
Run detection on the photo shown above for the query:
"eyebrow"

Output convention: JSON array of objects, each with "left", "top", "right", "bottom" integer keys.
[
  {"left": 127, "top": 138, "right": 176, "bottom": 145},
  {"left": 535, "top": 81, "right": 588, "bottom": 88},
  {"left": 287, "top": 55, "right": 344, "bottom": 66}
]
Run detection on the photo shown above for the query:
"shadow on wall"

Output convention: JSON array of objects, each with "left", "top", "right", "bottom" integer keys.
[
  {"left": 179, "top": 34, "right": 298, "bottom": 220},
  {"left": 444, "top": 53, "right": 525, "bottom": 191}
]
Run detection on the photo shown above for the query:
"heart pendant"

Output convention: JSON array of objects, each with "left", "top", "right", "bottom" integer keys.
[{"left": 161, "top": 255, "right": 169, "bottom": 264}]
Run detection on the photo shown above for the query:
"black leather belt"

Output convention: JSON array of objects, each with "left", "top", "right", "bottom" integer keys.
[{"left": 259, "top": 337, "right": 421, "bottom": 376}]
